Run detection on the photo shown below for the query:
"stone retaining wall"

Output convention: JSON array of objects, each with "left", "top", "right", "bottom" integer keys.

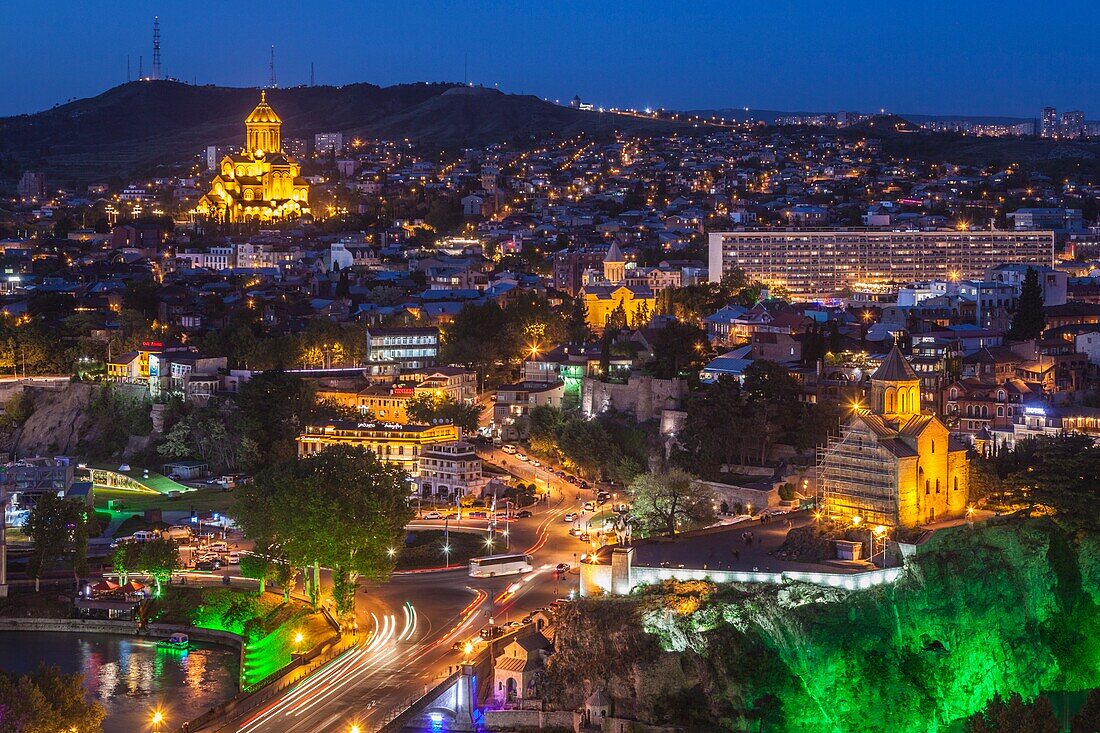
[{"left": 483, "top": 708, "right": 577, "bottom": 731}]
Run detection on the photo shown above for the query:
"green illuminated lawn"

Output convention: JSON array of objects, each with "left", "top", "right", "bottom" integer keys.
[
  {"left": 94, "top": 487, "right": 237, "bottom": 516},
  {"left": 149, "top": 586, "right": 334, "bottom": 688}
]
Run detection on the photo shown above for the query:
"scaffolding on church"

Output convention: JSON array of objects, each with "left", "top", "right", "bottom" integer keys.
[{"left": 817, "top": 423, "right": 899, "bottom": 527}]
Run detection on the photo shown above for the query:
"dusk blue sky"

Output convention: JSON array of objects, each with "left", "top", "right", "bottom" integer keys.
[{"left": 3, "top": 1, "right": 1099, "bottom": 118}]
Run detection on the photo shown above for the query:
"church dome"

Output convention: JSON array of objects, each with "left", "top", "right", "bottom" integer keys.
[{"left": 245, "top": 90, "right": 282, "bottom": 124}]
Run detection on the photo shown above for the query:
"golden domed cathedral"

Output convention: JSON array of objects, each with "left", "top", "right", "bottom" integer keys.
[{"left": 195, "top": 91, "right": 310, "bottom": 223}]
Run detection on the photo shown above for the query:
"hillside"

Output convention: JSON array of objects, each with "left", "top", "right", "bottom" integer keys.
[
  {"left": 545, "top": 518, "right": 1100, "bottom": 732},
  {"left": 0, "top": 81, "right": 685, "bottom": 184}
]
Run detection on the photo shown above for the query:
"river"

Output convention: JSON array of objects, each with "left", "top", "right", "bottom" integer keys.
[{"left": 0, "top": 631, "right": 240, "bottom": 732}]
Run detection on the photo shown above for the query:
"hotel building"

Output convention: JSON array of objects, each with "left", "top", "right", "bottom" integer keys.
[{"left": 708, "top": 230, "right": 1054, "bottom": 299}]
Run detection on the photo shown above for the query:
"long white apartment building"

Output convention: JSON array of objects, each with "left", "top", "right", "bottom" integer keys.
[{"left": 708, "top": 229, "right": 1055, "bottom": 299}]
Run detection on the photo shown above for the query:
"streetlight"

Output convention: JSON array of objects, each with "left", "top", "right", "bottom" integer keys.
[
  {"left": 387, "top": 547, "right": 396, "bottom": 559},
  {"left": 151, "top": 710, "right": 164, "bottom": 732},
  {"left": 443, "top": 544, "right": 451, "bottom": 569}
]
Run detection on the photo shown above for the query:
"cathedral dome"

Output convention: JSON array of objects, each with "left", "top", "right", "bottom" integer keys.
[{"left": 245, "top": 90, "right": 282, "bottom": 124}]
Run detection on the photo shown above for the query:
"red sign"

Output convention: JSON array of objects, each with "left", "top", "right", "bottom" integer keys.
[
  {"left": 141, "top": 341, "right": 164, "bottom": 349},
  {"left": 393, "top": 387, "right": 415, "bottom": 395}
]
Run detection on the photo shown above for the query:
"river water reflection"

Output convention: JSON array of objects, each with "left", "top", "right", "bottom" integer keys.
[{"left": 0, "top": 631, "right": 239, "bottom": 733}]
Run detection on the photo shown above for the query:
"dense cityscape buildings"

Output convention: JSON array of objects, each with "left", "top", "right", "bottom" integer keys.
[{"left": 1, "top": 7, "right": 1100, "bottom": 733}]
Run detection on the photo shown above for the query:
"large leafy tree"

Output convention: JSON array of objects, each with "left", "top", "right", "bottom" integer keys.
[
  {"left": 236, "top": 371, "right": 321, "bottom": 465},
  {"left": 649, "top": 320, "right": 712, "bottom": 378},
  {"left": 966, "top": 692, "right": 1058, "bottom": 733},
  {"left": 234, "top": 445, "right": 413, "bottom": 616},
  {"left": 629, "top": 469, "right": 714, "bottom": 537},
  {"left": 25, "top": 494, "right": 91, "bottom": 591},
  {"left": 0, "top": 665, "right": 106, "bottom": 733},
  {"left": 134, "top": 539, "right": 180, "bottom": 597},
  {"left": 1006, "top": 266, "right": 1046, "bottom": 342},
  {"left": 405, "top": 393, "right": 481, "bottom": 433}
]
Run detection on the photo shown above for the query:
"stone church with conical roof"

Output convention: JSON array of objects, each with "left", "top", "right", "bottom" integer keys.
[
  {"left": 580, "top": 242, "right": 655, "bottom": 331},
  {"left": 819, "top": 346, "right": 969, "bottom": 529}
]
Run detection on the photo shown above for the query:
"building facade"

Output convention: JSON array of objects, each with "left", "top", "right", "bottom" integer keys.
[
  {"left": 365, "top": 327, "right": 440, "bottom": 371},
  {"left": 708, "top": 230, "right": 1055, "bottom": 299},
  {"left": 411, "top": 441, "right": 488, "bottom": 499},
  {"left": 296, "top": 420, "right": 461, "bottom": 475}
]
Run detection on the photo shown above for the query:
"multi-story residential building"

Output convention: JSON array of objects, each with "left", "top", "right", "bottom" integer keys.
[
  {"left": 411, "top": 441, "right": 488, "bottom": 499},
  {"left": 993, "top": 404, "right": 1100, "bottom": 451},
  {"left": 1006, "top": 208, "right": 1083, "bottom": 234},
  {"left": 1061, "top": 110, "right": 1085, "bottom": 139},
  {"left": 365, "top": 327, "right": 440, "bottom": 372},
  {"left": 296, "top": 420, "right": 461, "bottom": 475},
  {"left": 1041, "top": 107, "right": 1058, "bottom": 138},
  {"left": 494, "top": 381, "right": 566, "bottom": 440},
  {"left": 314, "top": 132, "right": 344, "bottom": 155},
  {"left": 943, "top": 378, "right": 1035, "bottom": 439},
  {"left": 985, "top": 263, "right": 1068, "bottom": 306},
  {"left": 708, "top": 230, "right": 1055, "bottom": 299}
]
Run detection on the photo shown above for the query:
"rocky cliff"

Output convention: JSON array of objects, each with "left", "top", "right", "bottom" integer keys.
[
  {"left": 544, "top": 518, "right": 1100, "bottom": 732},
  {"left": 1, "top": 383, "right": 153, "bottom": 460}
]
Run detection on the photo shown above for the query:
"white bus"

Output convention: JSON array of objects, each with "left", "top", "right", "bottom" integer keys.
[{"left": 469, "top": 553, "right": 533, "bottom": 578}]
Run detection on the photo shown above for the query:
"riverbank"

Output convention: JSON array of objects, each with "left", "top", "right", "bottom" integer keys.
[{"left": 0, "top": 627, "right": 240, "bottom": 733}]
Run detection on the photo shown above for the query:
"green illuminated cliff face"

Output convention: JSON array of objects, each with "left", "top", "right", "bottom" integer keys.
[{"left": 545, "top": 518, "right": 1100, "bottom": 732}]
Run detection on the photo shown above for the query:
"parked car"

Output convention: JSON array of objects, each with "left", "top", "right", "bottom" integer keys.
[
  {"left": 516, "top": 510, "right": 533, "bottom": 518},
  {"left": 583, "top": 501, "right": 596, "bottom": 512},
  {"left": 423, "top": 511, "right": 443, "bottom": 520},
  {"left": 227, "top": 552, "right": 240, "bottom": 565},
  {"left": 563, "top": 513, "right": 576, "bottom": 522},
  {"left": 208, "top": 541, "right": 229, "bottom": 553},
  {"left": 195, "top": 558, "right": 221, "bottom": 571},
  {"left": 555, "top": 470, "right": 566, "bottom": 478},
  {"left": 579, "top": 480, "right": 590, "bottom": 489},
  {"left": 501, "top": 444, "right": 517, "bottom": 455},
  {"left": 555, "top": 562, "right": 571, "bottom": 573},
  {"left": 516, "top": 454, "right": 529, "bottom": 462},
  {"left": 566, "top": 476, "right": 578, "bottom": 484},
  {"left": 479, "top": 625, "right": 504, "bottom": 640},
  {"left": 531, "top": 459, "right": 541, "bottom": 467},
  {"left": 132, "top": 530, "right": 158, "bottom": 543},
  {"left": 163, "top": 525, "right": 193, "bottom": 541}
]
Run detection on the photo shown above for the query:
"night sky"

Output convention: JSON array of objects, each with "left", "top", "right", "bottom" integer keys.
[{"left": 3, "top": 0, "right": 1099, "bottom": 118}]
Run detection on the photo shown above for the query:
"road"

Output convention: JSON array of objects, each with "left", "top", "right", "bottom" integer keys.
[{"left": 206, "top": 455, "right": 598, "bottom": 733}]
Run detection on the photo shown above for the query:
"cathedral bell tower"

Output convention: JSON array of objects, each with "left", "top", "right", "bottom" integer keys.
[
  {"left": 245, "top": 90, "right": 282, "bottom": 155},
  {"left": 869, "top": 346, "right": 922, "bottom": 420}
]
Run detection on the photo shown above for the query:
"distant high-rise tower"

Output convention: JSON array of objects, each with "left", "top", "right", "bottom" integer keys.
[
  {"left": 152, "top": 16, "right": 161, "bottom": 80},
  {"left": 1041, "top": 107, "right": 1058, "bottom": 138},
  {"left": 1061, "top": 110, "right": 1085, "bottom": 140},
  {"left": 270, "top": 45, "right": 277, "bottom": 88}
]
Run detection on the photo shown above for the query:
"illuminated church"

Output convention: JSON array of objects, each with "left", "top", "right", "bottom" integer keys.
[
  {"left": 819, "top": 346, "right": 969, "bottom": 528},
  {"left": 195, "top": 91, "right": 310, "bottom": 223}
]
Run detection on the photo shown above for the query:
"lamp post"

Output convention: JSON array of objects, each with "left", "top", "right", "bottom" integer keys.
[{"left": 151, "top": 710, "right": 164, "bottom": 733}]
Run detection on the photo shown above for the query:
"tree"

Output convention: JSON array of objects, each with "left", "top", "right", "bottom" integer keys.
[
  {"left": 649, "top": 320, "right": 711, "bottom": 378},
  {"left": 606, "top": 300, "right": 629, "bottom": 331},
  {"left": 405, "top": 393, "right": 481, "bottom": 433},
  {"left": 1072, "top": 688, "right": 1100, "bottom": 733},
  {"left": 1006, "top": 266, "right": 1046, "bottom": 342},
  {"left": 134, "top": 539, "right": 179, "bottom": 597},
  {"left": 629, "top": 469, "right": 714, "bottom": 536},
  {"left": 0, "top": 665, "right": 106, "bottom": 733},
  {"left": 25, "top": 494, "right": 90, "bottom": 591},
  {"left": 966, "top": 692, "right": 1059, "bottom": 733},
  {"left": 236, "top": 371, "right": 319, "bottom": 466},
  {"left": 234, "top": 446, "right": 413, "bottom": 617}
]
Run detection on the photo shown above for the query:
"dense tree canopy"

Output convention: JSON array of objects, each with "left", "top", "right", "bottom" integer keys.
[
  {"left": 25, "top": 494, "right": 91, "bottom": 590},
  {"left": 0, "top": 666, "right": 105, "bottom": 733},
  {"left": 628, "top": 469, "right": 715, "bottom": 536},
  {"left": 234, "top": 445, "right": 413, "bottom": 616},
  {"left": 1006, "top": 266, "right": 1046, "bottom": 342},
  {"left": 405, "top": 393, "right": 481, "bottom": 433}
]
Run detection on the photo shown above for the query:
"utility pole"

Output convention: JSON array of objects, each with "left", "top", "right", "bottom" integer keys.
[
  {"left": 310, "top": 62, "right": 315, "bottom": 87},
  {"left": 269, "top": 45, "right": 277, "bottom": 88}
]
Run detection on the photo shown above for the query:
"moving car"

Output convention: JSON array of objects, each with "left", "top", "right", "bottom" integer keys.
[
  {"left": 531, "top": 459, "right": 541, "bottom": 467},
  {"left": 501, "top": 444, "right": 517, "bottom": 455},
  {"left": 516, "top": 510, "right": 533, "bottom": 518},
  {"left": 583, "top": 501, "right": 596, "bottom": 512},
  {"left": 555, "top": 562, "right": 571, "bottom": 573},
  {"left": 516, "top": 454, "right": 529, "bottom": 462},
  {"left": 423, "top": 511, "right": 443, "bottom": 520},
  {"left": 563, "top": 513, "right": 576, "bottom": 522}
]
